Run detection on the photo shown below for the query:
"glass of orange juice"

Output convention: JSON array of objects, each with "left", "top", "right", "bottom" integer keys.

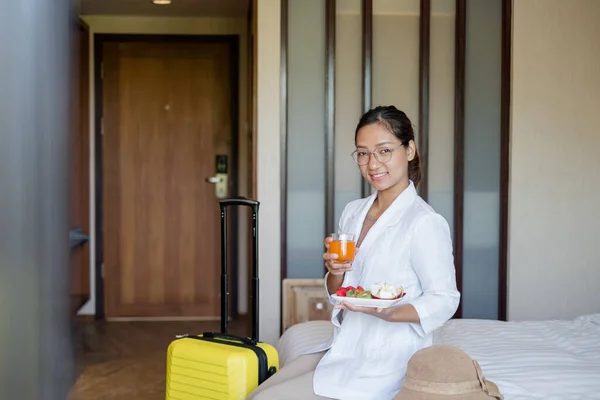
[{"left": 329, "top": 233, "right": 356, "bottom": 263}]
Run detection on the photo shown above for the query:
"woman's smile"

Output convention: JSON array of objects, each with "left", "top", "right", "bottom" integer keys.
[{"left": 369, "top": 171, "right": 388, "bottom": 181}]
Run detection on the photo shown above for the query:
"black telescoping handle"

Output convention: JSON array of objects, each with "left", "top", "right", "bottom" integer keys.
[
  {"left": 219, "top": 197, "right": 260, "bottom": 341},
  {"left": 220, "top": 197, "right": 260, "bottom": 210}
]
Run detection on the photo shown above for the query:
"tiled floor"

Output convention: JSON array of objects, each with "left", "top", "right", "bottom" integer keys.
[{"left": 69, "top": 319, "right": 249, "bottom": 399}]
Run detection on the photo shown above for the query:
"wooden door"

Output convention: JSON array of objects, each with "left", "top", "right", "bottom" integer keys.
[
  {"left": 102, "top": 39, "right": 236, "bottom": 318},
  {"left": 69, "top": 20, "right": 90, "bottom": 315}
]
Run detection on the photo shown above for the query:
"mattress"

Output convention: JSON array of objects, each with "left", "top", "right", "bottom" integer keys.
[
  {"left": 276, "top": 320, "right": 334, "bottom": 367},
  {"left": 433, "top": 313, "right": 600, "bottom": 400},
  {"left": 276, "top": 314, "right": 600, "bottom": 399}
]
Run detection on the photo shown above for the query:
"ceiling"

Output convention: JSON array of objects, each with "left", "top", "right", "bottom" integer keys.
[{"left": 79, "top": 0, "right": 250, "bottom": 18}]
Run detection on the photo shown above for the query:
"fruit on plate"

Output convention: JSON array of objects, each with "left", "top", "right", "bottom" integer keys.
[
  {"left": 370, "top": 282, "right": 404, "bottom": 300},
  {"left": 335, "top": 285, "right": 372, "bottom": 298},
  {"left": 334, "top": 284, "right": 406, "bottom": 300}
]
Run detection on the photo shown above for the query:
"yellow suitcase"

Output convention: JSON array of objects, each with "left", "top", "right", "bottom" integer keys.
[{"left": 165, "top": 198, "right": 279, "bottom": 400}]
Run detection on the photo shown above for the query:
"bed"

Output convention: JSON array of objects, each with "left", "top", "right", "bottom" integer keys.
[{"left": 275, "top": 313, "right": 600, "bottom": 399}]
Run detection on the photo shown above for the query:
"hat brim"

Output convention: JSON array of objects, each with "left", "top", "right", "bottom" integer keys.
[{"left": 394, "top": 388, "right": 498, "bottom": 400}]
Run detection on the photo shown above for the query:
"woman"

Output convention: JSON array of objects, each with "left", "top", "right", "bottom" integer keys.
[{"left": 248, "top": 106, "right": 460, "bottom": 400}]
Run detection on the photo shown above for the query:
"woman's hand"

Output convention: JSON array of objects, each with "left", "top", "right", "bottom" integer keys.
[
  {"left": 334, "top": 302, "right": 420, "bottom": 323},
  {"left": 334, "top": 301, "right": 393, "bottom": 321},
  {"left": 322, "top": 236, "right": 355, "bottom": 275}
]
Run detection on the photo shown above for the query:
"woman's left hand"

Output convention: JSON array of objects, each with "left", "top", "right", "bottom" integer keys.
[
  {"left": 334, "top": 301, "right": 393, "bottom": 321},
  {"left": 334, "top": 301, "right": 420, "bottom": 324}
]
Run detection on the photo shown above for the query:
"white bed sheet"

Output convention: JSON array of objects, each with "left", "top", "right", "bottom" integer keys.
[
  {"left": 433, "top": 314, "right": 600, "bottom": 400},
  {"left": 276, "top": 314, "right": 600, "bottom": 399}
]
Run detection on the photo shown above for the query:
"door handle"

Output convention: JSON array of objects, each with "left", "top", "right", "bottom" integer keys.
[
  {"left": 210, "top": 155, "right": 229, "bottom": 199},
  {"left": 206, "top": 173, "right": 228, "bottom": 198},
  {"left": 206, "top": 176, "right": 222, "bottom": 184}
]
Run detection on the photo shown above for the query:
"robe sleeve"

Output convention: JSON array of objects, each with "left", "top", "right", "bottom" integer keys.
[
  {"left": 408, "top": 212, "right": 461, "bottom": 337},
  {"left": 324, "top": 271, "right": 338, "bottom": 304}
]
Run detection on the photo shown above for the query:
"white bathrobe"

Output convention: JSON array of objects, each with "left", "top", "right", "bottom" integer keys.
[{"left": 311, "top": 182, "right": 461, "bottom": 399}]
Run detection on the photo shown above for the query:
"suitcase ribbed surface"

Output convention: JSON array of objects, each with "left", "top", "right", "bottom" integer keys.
[{"left": 166, "top": 337, "right": 259, "bottom": 400}]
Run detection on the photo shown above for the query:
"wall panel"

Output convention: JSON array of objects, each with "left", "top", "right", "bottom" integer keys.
[
  {"left": 286, "top": 0, "right": 327, "bottom": 278},
  {"left": 461, "top": 0, "right": 503, "bottom": 319},
  {"left": 372, "top": 0, "right": 420, "bottom": 141},
  {"left": 334, "top": 0, "right": 363, "bottom": 226},
  {"left": 428, "top": 0, "right": 456, "bottom": 232}
]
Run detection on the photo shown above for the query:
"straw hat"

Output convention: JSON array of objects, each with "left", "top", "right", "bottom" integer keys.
[{"left": 394, "top": 345, "right": 503, "bottom": 400}]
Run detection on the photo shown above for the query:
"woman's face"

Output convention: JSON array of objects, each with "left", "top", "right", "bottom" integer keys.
[{"left": 355, "top": 123, "right": 415, "bottom": 193}]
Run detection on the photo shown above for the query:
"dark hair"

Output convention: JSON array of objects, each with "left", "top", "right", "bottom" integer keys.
[{"left": 354, "top": 105, "right": 422, "bottom": 187}]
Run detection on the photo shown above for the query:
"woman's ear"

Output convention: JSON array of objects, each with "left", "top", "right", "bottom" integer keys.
[{"left": 406, "top": 140, "right": 416, "bottom": 162}]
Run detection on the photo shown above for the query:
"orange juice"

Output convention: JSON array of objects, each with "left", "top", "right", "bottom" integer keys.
[{"left": 330, "top": 240, "right": 356, "bottom": 262}]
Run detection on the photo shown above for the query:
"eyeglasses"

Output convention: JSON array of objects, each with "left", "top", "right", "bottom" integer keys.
[{"left": 350, "top": 144, "right": 404, "bottom": 165}]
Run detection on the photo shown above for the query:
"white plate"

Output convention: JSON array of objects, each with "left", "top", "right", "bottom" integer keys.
[{"left": 331, "top": 294, "right": 406, "bottom": 308}]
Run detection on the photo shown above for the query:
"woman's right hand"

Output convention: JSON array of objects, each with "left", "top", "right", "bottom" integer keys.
[{"left": 323, "top": 236, "right": 354, "bottom": 275}]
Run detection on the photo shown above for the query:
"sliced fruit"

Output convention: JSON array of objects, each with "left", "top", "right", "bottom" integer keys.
[{"left": 370, "top": 282, "right": 405, "bottom": 299}]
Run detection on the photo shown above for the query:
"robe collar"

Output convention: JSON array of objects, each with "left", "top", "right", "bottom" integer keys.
[{"left": 348, "top": 180, "right": 418, "bottom": 253}]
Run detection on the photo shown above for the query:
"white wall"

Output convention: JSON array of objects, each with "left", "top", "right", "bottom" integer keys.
[
  {"left": 255, "top": 0, "right": 282, "bottom": 345},
  {"left": 508, "top": 0, "right": 600, "bottom": 320},
  {"left": 77, "top": 16, "right": 251, "bottom": 316}
]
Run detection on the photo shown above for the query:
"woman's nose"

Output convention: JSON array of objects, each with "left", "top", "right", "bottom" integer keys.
[{"left": 369, "top": 154, "right": 381, "bottom": 169}]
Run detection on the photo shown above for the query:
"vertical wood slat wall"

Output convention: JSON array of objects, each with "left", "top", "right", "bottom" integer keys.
[
  {"left": 325, "top": 0, "right": 336, "bottom": 240},
  {"left": 453, "top": 0, "right": 466, "bottom": 318},
  {"left": 280, "top": 0, "right": 511, "bottom": 321},
  {"left": 361, "top": 0, "right": 373, "bottom": 199},
  {"left": 419, "top": 0, "right": 431, "bottom": 202},
  {"left": 279, "top": 0, "right": 288, "bottom": 294},
  {"left": 498, "top": 0, "right": 512, "bottom": 322}
]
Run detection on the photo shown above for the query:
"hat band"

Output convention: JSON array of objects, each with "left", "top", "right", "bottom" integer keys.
[{"left": 402, "top": 377, "right": 482, "bottom": 395}]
